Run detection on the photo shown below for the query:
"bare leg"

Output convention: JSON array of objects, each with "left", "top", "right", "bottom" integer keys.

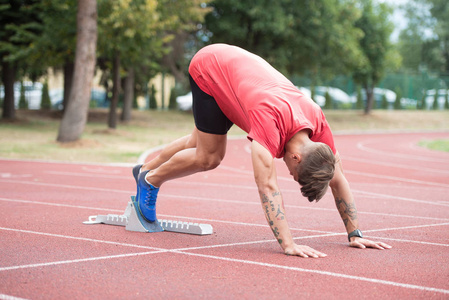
[
  {"left": 141, "top": 132, "right": 198, "bottom": 171},
  {"left": 145, "top": 127, "right": 227, "bottom": 187}
]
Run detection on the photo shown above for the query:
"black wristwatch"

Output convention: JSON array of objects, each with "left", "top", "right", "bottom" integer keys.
[{"left": 348, "top": 229, "right": 363, "bottom": 242}]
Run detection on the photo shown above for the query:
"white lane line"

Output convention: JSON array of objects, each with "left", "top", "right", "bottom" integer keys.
[
  {"left": 0, "top": 294, "right": 29, "bottom": 300},
  {"left": 363, "top": 222, "right": 449, "bottom": 233},
  {"left": 0, "top": 179, "right": 130, "bottom": 194},
  {"left": 2, "top": 222, "right": 449, "bottom": 296},
  {"left": 44, "top": 169, "right": 449, "bottom": 193},
  {"left": 2, "top": 228, "right": 448, "bottom": 296},
  {"left": 365, "top": 235, "right": 449, "bottom": 247},
  {"left": 0, "top": 250, "right": 166, "bottom": 272},
  {"left": 4, "top": 174, "right": 447, "bottom": 209},
  {"left": 2, "top": 196, "right": 449, "bottom": 225},
  {"left": 2, "top": 189, "right": 449, "bottom": 225},
  {"left": 357, "top": 141, "right": 449, "bottom": 164},
  {"left": 171, "top": 250, "right": 449, "bottom": 295},
  {"left": 0, "top": 227, "right": 163, "bottom": 251},
  {"left": 344, "top": 170, "right": 449, "bottom": 189},
  {"left": 352, "top": 190, "right": 449, "bottom": 207},
  {"left": 341, "top": 156, "right": 449, "bottom": 175}
]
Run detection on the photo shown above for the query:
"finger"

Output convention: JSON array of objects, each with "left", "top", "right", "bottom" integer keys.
[
  {"left": 303, "top": 247, "right": 327, "bottom": 258},
  {"left": 350, "top": 241, "right": 366, "bottom": 249},
  {"left": 379, "top": 242, "right": 392, "bottom": 249}
]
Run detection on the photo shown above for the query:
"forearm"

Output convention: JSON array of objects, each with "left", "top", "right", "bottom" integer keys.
[
  {"left": 258, "top": 188, "right": 294, "bottom": 250},
  {"left": 331, "top": 178, "right": 359, "bottom": 234}
]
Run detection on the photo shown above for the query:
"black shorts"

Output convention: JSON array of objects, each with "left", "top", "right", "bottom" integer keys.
[{"left": 189, "top": 75, "right": 233, "bottom": 135}]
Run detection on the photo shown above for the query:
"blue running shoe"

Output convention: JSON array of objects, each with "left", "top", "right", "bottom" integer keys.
[
  {"left": 132, "top": 164, "right": 143, "bottom": 184},
  {"left": 136, "top": 170, "right": 159, "bottom": 222}
]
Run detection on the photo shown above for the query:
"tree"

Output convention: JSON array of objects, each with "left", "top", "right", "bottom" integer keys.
[
  {"left": 393, "top": 87, "right": 402, "bottom": 110},
  {"left": 33, "top": 0, "right": 78, "bottom": 111},
  {"left": 352, "top": 0, "right": 395, "bottom": 114},
  {"left": 324, "top": 91, "right": 332, "bottom": 109},
  {"left": 18, "top": 82, "right": 27, "bottom": 109},
  {"left": 149, "top": 84, "right": 157, "bottom": 109},
  {"left": 97, "top": 0, "right": 165, "bottom": 128},
  {"left": 205, "top": 0, "right": 364, "bottom": 78},
  {"left": 0, "top": 0, "right": 43, "bottom": 120},
  {"left": 41, "top": 80, "right": 51, "bottom": 110},
  {"left": 57, "top": 0, "right": 97, "bottom": 142},
  {"left": 398, "top": 0, "right": 448, "bottom": 74}
]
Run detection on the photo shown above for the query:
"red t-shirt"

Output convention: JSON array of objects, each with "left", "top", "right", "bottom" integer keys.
[{"left": 189, "top": 44, "right": 336, "bottom": 158}]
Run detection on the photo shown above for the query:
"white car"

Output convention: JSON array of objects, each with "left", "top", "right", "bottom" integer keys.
[
  {"left": 425, "top": 89, "right": 448, "bottom": 109},
  {"left": 176, "top": 92, "right": 193, "bottom": 111}
]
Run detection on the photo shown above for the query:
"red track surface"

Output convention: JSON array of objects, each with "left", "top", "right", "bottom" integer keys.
[{"left": 1, "top": 132, "right": 449, "bottom": 299}]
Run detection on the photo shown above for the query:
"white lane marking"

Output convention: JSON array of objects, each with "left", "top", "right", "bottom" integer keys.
[
  {"left": 341, "top": 156, "right": 449, "bottom": 175},
  {"left": 357, "top": 140, "right": 449, "bottom": 164},
  {"left": 0, "top": 227, "right": 163, "bottom": 251},
  {"left": 0, "top": 250, "right": 166, "bottom": 272},
  {"left": 0, "top": 294, "right": 29, "bottom": 300},
  {"left": 172, "top": 250, "right": 449, "bottom": 295},
  {"left": 352, "top": 190, "right": 449, "bottom": 207},
  {"left": 2, "top": 225, "right": 449, "bottom": 295},
  {"left": 365, "top": 235, "right": 449, "bottom": 247},
  {"left": 344, "top": 170, "right": 449, "bottom": 189}
]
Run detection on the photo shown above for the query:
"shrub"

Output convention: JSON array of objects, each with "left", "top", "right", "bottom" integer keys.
[{"left": 40, "top": 81, "right": 51, "bottom": 110}]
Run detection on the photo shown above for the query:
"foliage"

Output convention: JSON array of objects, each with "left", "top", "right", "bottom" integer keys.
[
  {"left": 398, "top": 0, "right": 448, "bottom": 74},
  {"left": 381, "top": 93, "right": 388, "bottom": 109},
  {"left": 205, "top": 0, "right": 364, "bottom": 78},
  {"left": 445, "top": 92, "right": 449, "bottom": 109},
  {"left": 432, "top": 91, "right": 439, "bottom": 110},
  {"left": 352, "top": 0, "right": 394, "bottom": 114},
  {"left": 393, "top": 87, "right": 402, "bottom": 110},
  {"left": 40, "top": 80, "right": 51, "bottom": 110},
  {"left": 355, "top": 86, "right": 364, "bottom": 109},
  {"left": 0, "top": 0, "right": 43, "bottom": 71},
  {"left": 324, "top": 91, "right": 332, "bottom": 109},
  {"left": 149, "top": 84, "right": 157, "bottom": 109},
  {"left": 18, "top": 81, "right": 27, "bottom": 109}
]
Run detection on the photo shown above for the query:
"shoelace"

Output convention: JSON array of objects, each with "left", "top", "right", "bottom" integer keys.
[{"left": 144, "top": 188, "right": 158, "bottom": 206}]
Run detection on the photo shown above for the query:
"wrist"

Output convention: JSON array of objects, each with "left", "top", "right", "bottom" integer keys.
[{"left": 348, "top": 229, "right": 363, "bottom": 242}]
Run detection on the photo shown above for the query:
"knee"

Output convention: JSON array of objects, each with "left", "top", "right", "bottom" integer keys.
[{"left": 198, "top": 155, "right": 222, "bottom": 171}]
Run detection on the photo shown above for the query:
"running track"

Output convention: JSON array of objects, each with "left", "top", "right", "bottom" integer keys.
[{"left": 1, "top": 132, "right": 448, "bottom": 299}]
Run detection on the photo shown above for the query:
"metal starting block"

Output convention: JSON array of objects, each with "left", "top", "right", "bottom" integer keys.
[{"left": 83, "top": 196, "right": 213, "bottom": 235}]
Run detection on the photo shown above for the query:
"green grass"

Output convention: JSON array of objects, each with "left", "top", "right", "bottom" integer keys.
[
  {"left": 1, "top": 109, "right": 448, "bottom": 163},
  {"left": 419, "top": 139, "right": 449, "bottom": 152}
]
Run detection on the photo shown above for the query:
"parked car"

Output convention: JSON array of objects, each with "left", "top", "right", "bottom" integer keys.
[
  {"left": 51, "top": 88, "right": 108, "bottom": 110},
  {"left": 425, "top": 89, "right": 448, "bottom": 109},
  {"left": 296, "top": 86, "right": 326, "bottom": 106},
  {"left": 176, "top": 92, "right": 193, "bottom": 111},
  {"left": 0, "top": 81, "right": 45, "bottom": 109},
  {"left": 351, "top": 88, "right": 397, "bottom": 106},
  {"left": 314, "top": 86, "right": 353, "bottom": 104}
]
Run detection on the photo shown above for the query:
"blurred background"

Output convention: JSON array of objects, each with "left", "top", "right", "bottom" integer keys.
[{"left": 1, "top": 0, "right": 448, "bottom": 125}]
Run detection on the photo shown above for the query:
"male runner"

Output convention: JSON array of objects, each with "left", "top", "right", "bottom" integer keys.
[{"left": 134, "top": 44, "right": 391, "bottom": 258}]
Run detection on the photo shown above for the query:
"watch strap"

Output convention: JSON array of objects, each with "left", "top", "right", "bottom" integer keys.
[{"left": 348, "top": 229, "right": 363, "bottom": 242}]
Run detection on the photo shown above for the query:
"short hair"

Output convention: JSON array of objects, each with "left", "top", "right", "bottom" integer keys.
[{"left": 295, "top": 143, "right": 336, "bottom": 202}]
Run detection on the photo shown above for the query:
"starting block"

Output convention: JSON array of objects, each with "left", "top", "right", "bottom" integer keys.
[{"left": 83, "top": 196, "right": 213, "bottom": 235}]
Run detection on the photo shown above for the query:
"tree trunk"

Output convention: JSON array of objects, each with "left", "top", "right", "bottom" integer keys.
[
  {"left": 108, "top": 51, "right": 120, "bottom": 129},
  {"left": 1, "top": 60, "right": 16, "bottom": 120},
  {"left": 364, "top": 84, "right": 374, "bottom": 115},
  {"left": 62, "top": 60, "right": 74, "bottom": 112},
  {"left": 57, "top": 0, "right": 97, "bottom": 142},
  {"left": 121, "top": 67, "right": 134, "bottom": 122}
]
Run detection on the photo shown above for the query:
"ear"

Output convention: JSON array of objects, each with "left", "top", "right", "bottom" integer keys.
[{"left": 292, "top": 153, "right": 302, "bottom": 163}]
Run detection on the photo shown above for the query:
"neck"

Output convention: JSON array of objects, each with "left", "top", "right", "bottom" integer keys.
[{"left": 285, "top": 130, "right": 312, "bottom": 154}]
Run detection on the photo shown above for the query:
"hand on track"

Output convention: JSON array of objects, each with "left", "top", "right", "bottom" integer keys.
[
  {"left": 284, "top": 243, "right": 327, "bottom": 258},
  {"left": 350, "top": 237, "right": 392, "bottom": 250}
]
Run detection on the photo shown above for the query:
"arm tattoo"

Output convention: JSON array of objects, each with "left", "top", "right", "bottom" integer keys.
[
  {"left": 262, "top": 192, "right": 285, "bottom": 245},
  {"left": 335, "top": 197, "right": 357, "bottom": 227},
  {"left": 262, "top": 194, "right": 269, "bottom": 203}
]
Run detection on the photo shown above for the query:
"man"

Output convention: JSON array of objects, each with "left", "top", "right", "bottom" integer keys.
[{"left": 134, "top": 44, "right": 391, "bottom": 258}]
